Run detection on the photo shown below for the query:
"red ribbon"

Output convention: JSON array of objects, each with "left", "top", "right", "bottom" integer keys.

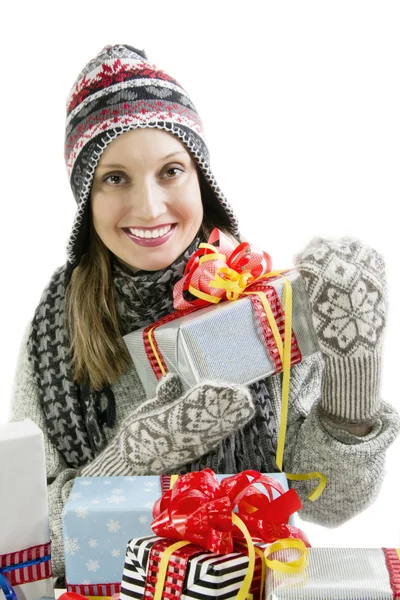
[
  {"left": 173, "top": 229, "right": 273, "bottom": 310},
  {"left": 143, "top": 228, "right": 302, "bottom": 381},
  {"left": 152, "top": 469, "right": 233, "bottom": 553},
  {"left": 152, "top": 470, "right": 310, "bottom": 554}
]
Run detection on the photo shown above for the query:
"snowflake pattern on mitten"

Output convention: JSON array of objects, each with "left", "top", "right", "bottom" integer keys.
[
  {"left": 122, "top": 377, "right": 255, "bottom": 473},
  {"left": 295, "top": 237, "right": 387, "bottom": 425},
  {"left": 82, "top": 375, "right": 255, "bottom": 476},
  {"left": 295, "top": 237, "right": 386, "bottom": 357}
]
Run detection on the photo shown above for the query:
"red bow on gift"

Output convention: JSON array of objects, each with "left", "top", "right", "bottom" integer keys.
[
  {"left": 151, "top": 469, "right": 310, "bottom": 554},
  {"left": 173, "top": 229, "right": 273, "bottom": 310},
  {"left": 143, "top": 227, "right": 300, "bottom": 387}
]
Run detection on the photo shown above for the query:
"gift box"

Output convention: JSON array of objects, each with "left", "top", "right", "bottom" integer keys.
[
  {"left": 0, "top": 419, "right": 54, "bottom": 600},
  {"left": 120, "top": 536, "right": 264, "bottom": 600},
  {"left": 265, "top": 547, "right": 400, "bottom": 599},
  {"left": 62, "top": 473, "right": 293, "bottom": 597},
  {"left": 119, "top": 469, "right": 309, "bottom": 600},
  {"left": 123, "top": 269, "right": 320, "bottom": 398},
  {"left": 62, "top": 475, "right": 163, "bottom": 596}
]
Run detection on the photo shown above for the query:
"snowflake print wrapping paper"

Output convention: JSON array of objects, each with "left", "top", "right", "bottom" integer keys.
[{"left": 62, "top": 475, "right": 162, "bottom": 592}]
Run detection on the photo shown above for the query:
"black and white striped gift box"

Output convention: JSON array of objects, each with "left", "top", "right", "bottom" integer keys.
[{"left": 120, "top": 536, "right": 262, "bottom": 599}]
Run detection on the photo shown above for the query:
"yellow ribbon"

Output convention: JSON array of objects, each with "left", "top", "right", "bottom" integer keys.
[
  {"left": 148, "top": 325, "right": 167, "bottom": 376},
  {"left": 153, "top": 540, "right": 192, "bottom": 600},
  {"left": 232, "top": 514, "right": 256, "bottom": 600},
  {"left": 209, "top": 267, "right": 254, "bottom": 299},
  {"left": 152, "top": 514, "right": 255, "bottom": 600},
  {"left": 264, "top": 538, "right": 308, "bottom": 574},
  {"left": 240, "top": 290, "right": 284, "bottom": 361},
  {"left": 169, "top": 474, "right": 179, "bottom": 489},
  {"left": 243, "top": 271, "right": 327, "bottom": 500},
  {"left": 235, "top": 542, "right": 266, "bottom": 600},
  {"left": 151, "top": 255, "right": 327, "bottom": 501},
  {"left": 198, "top": 242, "right": 226, "bottom": 258},
  {"left": 285, "top": 472, "right": 327, "bottom": 502},
  {"left": 183, "top": 262, "right": 295, "bottom": 476},
  {"left": 254, "top": 545, "right": 266, "bottom": 600},
  {"left": 269, "top": 276, "right": 291, "bottom": 471},
  {"left": 188, "top": 283, "right": 222, "bottom": 304}
]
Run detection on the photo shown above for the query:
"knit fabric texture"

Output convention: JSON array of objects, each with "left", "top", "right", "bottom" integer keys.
[
  {"left": 65, "top": 43, "right": 239, "bottom": 268},
  {"left": 27, "top": 233, "right": 279, "bottom": 472},
  {"left": 294, "top": 237, "right": 387, "bottom": 425},
  {"left": 11, "top": 337, "right": 400, "bottom": 580},
  {"left": 81, "top": 373, "right": 256, "bottom": 476},
  {"left": 27, "top": 239, "right": 200, "bottom": 468}
]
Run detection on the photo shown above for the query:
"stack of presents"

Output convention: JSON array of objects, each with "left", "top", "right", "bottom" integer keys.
[{"left": 1, "top": 231, "right": 399, "bottom": 599}]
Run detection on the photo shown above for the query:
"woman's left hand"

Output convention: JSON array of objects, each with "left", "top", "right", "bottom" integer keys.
[{"left": 294, "top": 237, "right": 387, "bottom": 430}]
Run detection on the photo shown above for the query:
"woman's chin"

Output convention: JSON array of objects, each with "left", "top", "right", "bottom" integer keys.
[
  {"left": 116, "top": 250, "right": 183, "bottom": 273},
  {"left": 118, "top": 234, "right": 200, "bottom": 272}
]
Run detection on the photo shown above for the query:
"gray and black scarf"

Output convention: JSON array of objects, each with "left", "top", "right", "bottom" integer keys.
[{"left": 28, "top": 240, "right": 278, "bottom": 473}]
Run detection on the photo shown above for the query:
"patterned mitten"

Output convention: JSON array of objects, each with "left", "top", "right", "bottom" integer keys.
[
  {"left": 294, "top": 237, "right": 387, "bottom": 426},
  {"left": 82, "top": 374, "right": 255, "bottom": 476}
]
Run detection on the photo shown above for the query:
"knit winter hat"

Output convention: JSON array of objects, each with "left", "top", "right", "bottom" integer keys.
[{"left": 64, "top": 43, "right": 240, "bottom": 267}]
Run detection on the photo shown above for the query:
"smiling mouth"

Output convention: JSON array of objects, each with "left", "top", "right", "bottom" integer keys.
[
  {"left": 123, "top": 223, "right": 177, "bottom": 247},
  {"left": 124, "top": 224, "right": 174, "bottom": 239}
]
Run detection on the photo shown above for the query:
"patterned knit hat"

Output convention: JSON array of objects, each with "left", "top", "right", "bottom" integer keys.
[{"left": 64, "top": 44, "right": 240, "bottom": 267}]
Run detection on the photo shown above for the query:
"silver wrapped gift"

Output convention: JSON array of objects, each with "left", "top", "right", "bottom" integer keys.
[
  {"left": 265, "top": 547, "right": 400, "bottom": 599},
  {"left": 123, "top": 269, "right": 320, "bottom": 399}
]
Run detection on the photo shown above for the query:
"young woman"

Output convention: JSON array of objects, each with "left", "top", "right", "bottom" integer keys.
[{"left": 10, "top": 44, "right": 400, "bottom": 579}]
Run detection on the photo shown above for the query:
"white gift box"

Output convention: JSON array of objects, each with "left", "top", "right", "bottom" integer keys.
[{"left": 0, "top": 419, "right": 54, "bottom": 600}]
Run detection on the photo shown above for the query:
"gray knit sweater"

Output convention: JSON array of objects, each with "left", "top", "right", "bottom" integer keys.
[{"left": 10, "top": 324, "right": 400, "bottom": 578}]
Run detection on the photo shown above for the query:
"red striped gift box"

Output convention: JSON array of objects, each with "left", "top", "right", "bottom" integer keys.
[
  {"left": 67, "top": 582, "right": 121, "bottom": 596},
  {"left": 0, "top": 542, "right": 52, "bottom": 599}
]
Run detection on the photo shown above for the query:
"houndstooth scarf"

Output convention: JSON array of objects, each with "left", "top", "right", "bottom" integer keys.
[{"left": 28, "top": 240, "right": 278, "bottom": 472}]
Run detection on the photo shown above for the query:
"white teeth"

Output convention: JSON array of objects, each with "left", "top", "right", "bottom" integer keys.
[{"left": 128, "top": 225, "right": 172, "bottom": 239}]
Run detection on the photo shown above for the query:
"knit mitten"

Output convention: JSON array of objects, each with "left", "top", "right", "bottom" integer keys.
[
  {"left": 294, "top": 237, "right": 387, "bottom": 426},
  {"left": 82, "top": 374, "right": 255, "bottom": 476}
]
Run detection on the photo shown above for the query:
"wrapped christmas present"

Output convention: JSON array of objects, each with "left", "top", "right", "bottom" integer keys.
[
  {"left": 265, "top": 547, "right": 400, "bottom": 599},
  {"left": 121, "top": 536, "right": 264, "bottom": 599},
  {"left": 123, "top": 228, "right": 320, "bottom": 398},
  {"left": 0, "top": 419, "right": 54, "bottom": 600},
  {"left": 62, "top": 475, "right": 162, "bottom": 596},
  {"left": 62, "top": 472, "right": 294, "bottom": 597},
  {"left": 120, "top": 470, "right": 310, "bottom": 600}
]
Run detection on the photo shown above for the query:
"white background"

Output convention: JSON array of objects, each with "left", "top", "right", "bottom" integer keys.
[{"left": 1, "top": 1, "right": 399, "bottom": 548}]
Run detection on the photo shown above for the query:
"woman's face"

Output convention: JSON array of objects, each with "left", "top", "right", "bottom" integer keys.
[{"left": 91, "top": 128, "right": 203, "bottom": 271}]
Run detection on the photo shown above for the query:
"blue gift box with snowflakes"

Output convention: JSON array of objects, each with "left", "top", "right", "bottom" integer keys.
[
  {"left": 62, "top": 472, "right": 291, "bottom": 596},
  {"left": 62, "top": 475, "right": 162, "bottom": 595}
]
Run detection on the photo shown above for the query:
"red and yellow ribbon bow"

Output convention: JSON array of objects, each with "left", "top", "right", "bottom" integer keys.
[
  {"left": 173, "top": 228, "right": 273, "bottom": 308},
  {"left": 147, "top": 229, "right": 326, "bottom": 495},
  {"left": 172, "top": 231, "right": 324, "bottom": 489},
  {"left": 151, "top": 470, "right": 310, "bottom": 600},
  {"left": 171, "top": 228, "right": 291, "bottom": 470}
]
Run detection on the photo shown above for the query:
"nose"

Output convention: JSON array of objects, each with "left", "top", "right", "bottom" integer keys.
[{"left": 129, "top": 180, "right": 167, "bottom": 222}]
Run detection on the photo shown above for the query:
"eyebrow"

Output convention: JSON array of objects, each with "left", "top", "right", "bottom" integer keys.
[{"left": 97, "top": 151, "right": 188, "bottom": 170}]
